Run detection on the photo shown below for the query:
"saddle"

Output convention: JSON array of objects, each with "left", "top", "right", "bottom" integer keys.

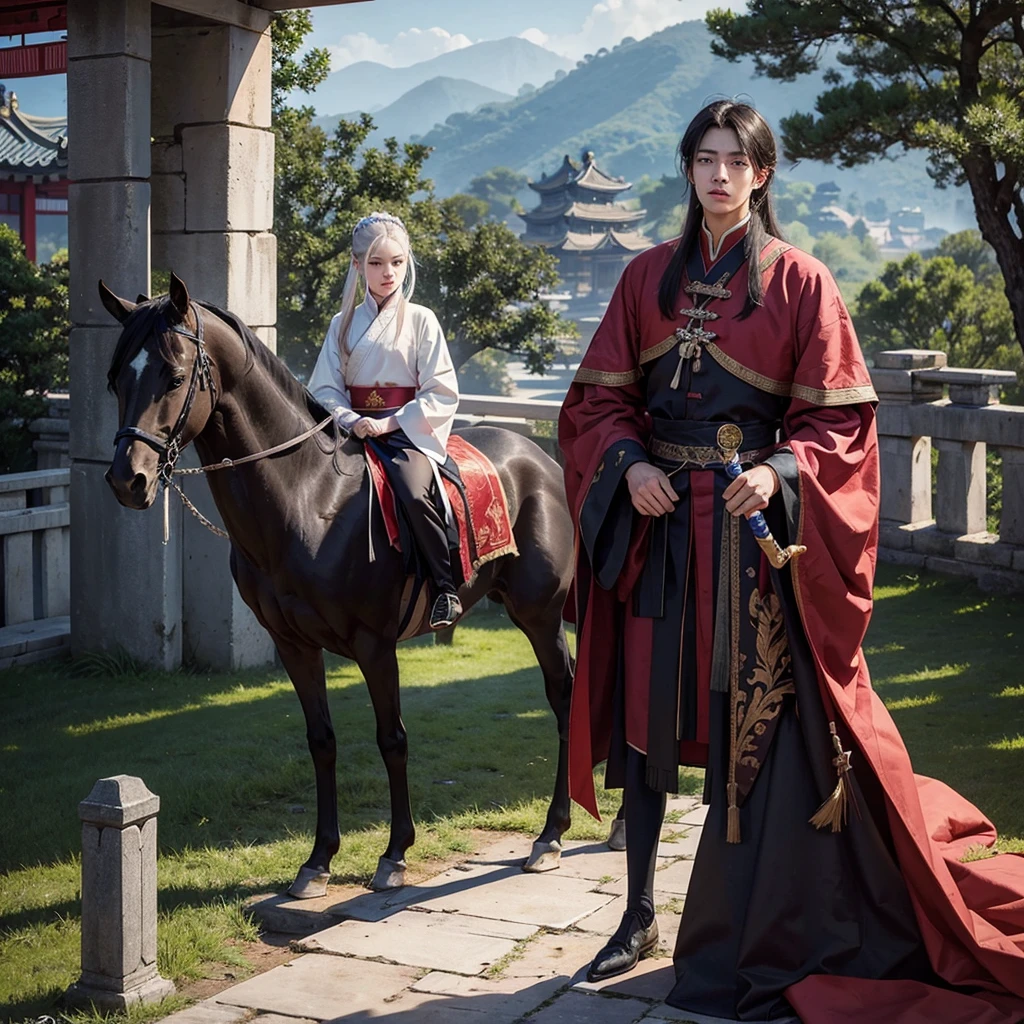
[{"left": 364, "top": 435, "right": 518, "bottom": 639}]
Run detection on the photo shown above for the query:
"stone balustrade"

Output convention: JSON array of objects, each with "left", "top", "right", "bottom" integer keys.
[{"left": 0, "top": 467, "right": 70, "bottom": 667}]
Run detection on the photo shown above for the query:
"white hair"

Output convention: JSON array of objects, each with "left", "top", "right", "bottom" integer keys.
[{"left": 336, "top": 212, "right": 416, "bottom": 368}]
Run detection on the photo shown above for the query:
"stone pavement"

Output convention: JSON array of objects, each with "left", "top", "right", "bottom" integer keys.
[{"left": 162, "top": 797, "right": 795, "bottom": 1024}]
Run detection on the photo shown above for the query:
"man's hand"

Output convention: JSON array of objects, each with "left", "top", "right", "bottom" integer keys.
[
  {"left": 625, "top": 462, "right": 678, "bottom": 516},
  {"left": 723, "top": 464, "right": 779, "bottom": 518}
]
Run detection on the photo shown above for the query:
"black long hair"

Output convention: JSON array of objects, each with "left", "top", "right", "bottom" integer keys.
[{"left": 657, "top": 101, "right": 784, "bottom": 321}]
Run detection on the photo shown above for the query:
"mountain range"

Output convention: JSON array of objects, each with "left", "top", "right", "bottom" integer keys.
[
  {"left": 305, "top": 36, "right": 571, "bottom": 118},
  {"left": 412, "top": 22, "right": 967, "bottom": 228},
  {"left": 315, "top": 76, "right": 512, "bottom": 150}
]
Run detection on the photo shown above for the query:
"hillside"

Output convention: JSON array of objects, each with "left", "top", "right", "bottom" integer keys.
[
  {"left": 315, "top": 77, "right": 513, "bottom": 147},
  {"left": 309, "top": 37, "right": 571, "bottom": 117},
  {"left": 417, "top": 21, "right": 956, "bottom": 223}
]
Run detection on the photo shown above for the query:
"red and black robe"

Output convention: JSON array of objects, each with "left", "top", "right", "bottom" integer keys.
[{"left": 558, "top": 227, "right": 1024, "bottom": 1022}]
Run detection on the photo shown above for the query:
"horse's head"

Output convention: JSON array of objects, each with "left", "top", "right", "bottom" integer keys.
[{"left": 102, "top": 273, "right": 219, "bottom": 509}]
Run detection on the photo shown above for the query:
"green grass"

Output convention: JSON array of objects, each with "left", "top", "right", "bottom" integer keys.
[{"left": 2, "top": 566, "right": 1024, "bottom": 1021}]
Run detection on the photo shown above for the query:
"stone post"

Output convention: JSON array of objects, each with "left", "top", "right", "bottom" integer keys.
[
  {"left": 933, "top": 438, "right": 987, "bottom": 537},
  {"left": 66, "top": 776, "right": 175, "bottom": 1010},
  {"left": 870, "top": 350, "right": 946, "bottom": 552},
  {"left": 150, "top": 17, "right": 276, "bottom": 669},
  {"left": 67, "top": 0, "right": 184, "bottom": 670},
  {"left": 1001, "top": 448, "right": 1024, "bottom": 548}
]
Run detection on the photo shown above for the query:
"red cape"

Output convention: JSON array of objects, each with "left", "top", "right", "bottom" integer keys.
[{"left": 559, "top": 237, "right": 1024, "bottom": 1021}]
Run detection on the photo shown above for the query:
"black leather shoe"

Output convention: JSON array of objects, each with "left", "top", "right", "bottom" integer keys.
[
  {"left": 586, "top": 909, "right": 659, "bottom": 982},
  {"left": 429, "top": 592, "right": 462, "bottom": 630}
]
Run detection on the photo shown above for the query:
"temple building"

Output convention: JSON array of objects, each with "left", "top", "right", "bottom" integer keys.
[
  {"left": 520, "top": 151, "right": 651, "bottom": 310},
  {"left": 0, "top": 84, "right": 67, "bottom": 262}
]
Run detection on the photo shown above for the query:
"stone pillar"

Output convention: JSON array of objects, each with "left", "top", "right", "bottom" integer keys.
[
  {"left": 151, "top": 17, "right": 275, "bottom": 668},
  {"left": 871, "top": 350, "right": 946, "bottom": 550},
  {"left": 67, "top": 0, "right": 184, "bottom": 670},
  {"left": 66, "top": 776, "right": 175, "bottom": 1010},
  {"left": 1001, "top": 448, "right": 1024, "bottom": 547},
  {"left": 934, "top": 438, "right": 987, "bottom": 536}
]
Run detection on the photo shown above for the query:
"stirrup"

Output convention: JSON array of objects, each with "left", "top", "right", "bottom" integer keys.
[{"left": 430, "top": 592, "right": 462, "bottom": 630}]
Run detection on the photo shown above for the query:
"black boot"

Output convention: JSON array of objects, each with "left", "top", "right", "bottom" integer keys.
[
  {"left": 586, "top": 908, "right": 659, "bottom": 982},
  {"left": 429, "top": 591, "right": 462, "bottom": 630}
]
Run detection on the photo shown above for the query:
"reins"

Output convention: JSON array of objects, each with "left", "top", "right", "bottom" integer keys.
[{"left": 113, "top": 301, "right": 342, "bottom": 544}]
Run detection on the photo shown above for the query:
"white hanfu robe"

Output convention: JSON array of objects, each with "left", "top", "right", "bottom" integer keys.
[{"left": 308, "top": 291, "right": 459, "bottom": 464}]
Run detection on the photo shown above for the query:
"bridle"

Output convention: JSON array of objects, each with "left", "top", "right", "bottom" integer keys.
[
  {"left": 112, "top": 301, "right": 218, "bottom": 489},
  {"left": 111, "top": 301, "right": 337, "bottom": 543}
]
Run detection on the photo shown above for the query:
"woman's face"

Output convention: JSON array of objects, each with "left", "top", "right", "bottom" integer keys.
[
  {"left": 689, "top": 126, "right": 767, "bottom": 220},
  {"left": 359, "top": 235, "right": 408, "bottom": 303}
]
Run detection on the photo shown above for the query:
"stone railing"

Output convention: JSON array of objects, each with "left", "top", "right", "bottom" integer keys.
[
  {"left": 0, "top": 467, "right": 70, "bottom": 667},
  {"left": 29, "top": 392, "right": 70, "bottom": 470},
  {"left": 872, "top": 350, "right": 1024, "bottom": 590}
]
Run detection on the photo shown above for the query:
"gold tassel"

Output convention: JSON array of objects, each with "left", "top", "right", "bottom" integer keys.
[
  {"left": 726, "top": 782, "right": 741, "bottom": 843},
  {"left": 670, "top": 355, "right": 684, "bottom": 390},
  {"left": 810, "top": 721, "right": 853, "bottom": 833}
]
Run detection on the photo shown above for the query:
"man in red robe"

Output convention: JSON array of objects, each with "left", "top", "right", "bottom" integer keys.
[{"left": 560, "top": 102, "right": 1024, "bottom": 1023}]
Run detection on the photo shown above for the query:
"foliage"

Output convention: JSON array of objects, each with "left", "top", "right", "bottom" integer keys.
[
  {"left": 854, "top": 232, "right": 1018, "bottom": 375},
  {"left": 465, "top": 167, "right": 528, "bottom": 220},
  {"left": 773, "top": 180, "right": 814, "bottom": 224},
  {"left": 707, "top": 1, "right": 1024, "bottom": 350},
  {"left": 809, "top": 231, "right": 883, "bottom": 285},
  {"left": 456, "top": 349, "right": 514, "bottom": 396},
  {"left": 0, "top": 227, "right": 68, "bottom": 473},
  {"left": 270, "top": 10, "right": 330, "bottom": 116},
  {"left": 271, "top": 24, "right": 569, "bottom": 376},
  {"left": 634, "top": 174, "right": 687, "bottom": 240}
]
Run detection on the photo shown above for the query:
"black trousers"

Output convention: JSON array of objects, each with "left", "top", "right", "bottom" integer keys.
[{"left": 378, "top": 436, "right": 456, "bottom": 597}]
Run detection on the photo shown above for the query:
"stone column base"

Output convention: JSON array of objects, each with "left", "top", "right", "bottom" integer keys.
[{"left": 66, "top": 973, "right": 175, "bottom": 1011}]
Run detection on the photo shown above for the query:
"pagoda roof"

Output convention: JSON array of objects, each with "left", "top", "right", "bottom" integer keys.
[
  {"left": 523, "top": 228, "right": 652, "bottom": 253},
  {"left": 522, "top": 199, "right": 645, "bottom": 226},
  {"left": 0, "top": 91, "right": 67, "bottom": 180},
  {"left": 528, "top": 152, "right": 631, "bottom": 195}
]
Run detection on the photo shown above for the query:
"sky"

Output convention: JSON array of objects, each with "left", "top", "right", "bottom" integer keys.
[{"left": 308, "top": 0, "right": 746, "bottom": 69}]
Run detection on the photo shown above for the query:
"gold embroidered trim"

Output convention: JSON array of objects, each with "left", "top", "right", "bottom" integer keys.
[
  {"left": 758, "top": 245, "right": 789, "bottom": 273},
  {"left": 639, "top": 335, "right": 678, "bottom": 365},
  {"left": 650, "top": 439, "right": 765, "bottom": 467},
  {"left": 705, "top": 343, "right": 792, "bottom": 396},
  {"left": 790, "top": 382, "right": 878, "bottom": 405},
  {"left": 573, "top": 366, "right": 642, "bottom": 386}
]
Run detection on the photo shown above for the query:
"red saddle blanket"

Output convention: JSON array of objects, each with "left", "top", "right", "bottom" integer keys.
[{"left": 364, "top": 434, "right": 518, "bottom": 582}]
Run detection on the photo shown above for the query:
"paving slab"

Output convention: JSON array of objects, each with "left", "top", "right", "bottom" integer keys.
[
  {"left": 499, "top": 929, "right": 605, "bottom": 981},
  {"left": 573, "top": 957, "right": 675, "bottom": 1000},
  {"left": 160, "top": 1002, "right": 251, "bottom": 1024},
  {"left": 247, "top": 886, "right": 368, "bottom": 935},
  {"left": 410, "top": 970, "right": 569, "bottom": 1020},
  {"left": 321, "top": 988, "right": 517, "bottom": 1023},
  {"left": 529, "top": 989, "right": 651, "bottom": 1024},
  {"left": 655, "top": 857, "right": 694, "bottom": 896},
  {"left": 552, "top": 840, "right": 627, "bottom": 882},
  {"left": 659, "top": 824, "right": 702, "bottom": 860},
  {"left": 678, "top": 803, "right": 709, "bottom": 826},
  {"left": 665, "top": 796, "right": 702, "bottom": 817},
  {"left": 643, "top": 1009, "right": 798, "bottom": 1024},
  {"left": 296, "top": 909, "right": 536, "bottom": 975},
  {"left": 212, "top": 954, "right": 417, "bottom": 1020},
  {"left": 332, "top": 861, "right": 616, "bottom": 930},
  {"left": 253, "top": 1016, "right": 317, "bottom": 1024},
  {"left": 573, "top": 899, "right": 681, "bottom": 957}
]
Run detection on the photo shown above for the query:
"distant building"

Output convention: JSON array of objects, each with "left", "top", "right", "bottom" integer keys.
[
  {"left": 0, "top": 85, "right": 67, "bottom": 262},
  {"left": 520, "top": 151, "right": 651, "bottom": 311}
]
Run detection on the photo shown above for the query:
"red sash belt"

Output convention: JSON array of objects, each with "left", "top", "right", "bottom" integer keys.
[{"left": 349, "top": 386, "right": 415, "bottom": 413}]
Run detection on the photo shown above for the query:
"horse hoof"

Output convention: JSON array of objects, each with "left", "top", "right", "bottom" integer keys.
[
  {"left": 370, "top": 855, "right": 407, "bottom": 891},
  {"left": 523, "top": 839, "right": 562, "bottom": 873},
  {"left": 287, "top": 865, "right": 331, "bottom": 899},
  {"left": 607, "top": 818, "right": 626, "bottom": 851}
]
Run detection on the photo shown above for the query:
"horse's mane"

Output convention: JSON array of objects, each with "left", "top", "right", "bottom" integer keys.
[{"left": 106, "top": 295, "right": 334, "bottom": 434}]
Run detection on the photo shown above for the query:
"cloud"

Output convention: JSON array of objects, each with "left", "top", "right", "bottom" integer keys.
[
  {"left": 521, "top": 0, "right": 743, "bottom": 59},
  {"left": 328, "top": 26, "right": 473, "bottom": 70}
]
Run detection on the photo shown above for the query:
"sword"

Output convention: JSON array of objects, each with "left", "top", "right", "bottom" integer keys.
[{"left": 716, "top": 424, "right": 806, "bottom": 570}]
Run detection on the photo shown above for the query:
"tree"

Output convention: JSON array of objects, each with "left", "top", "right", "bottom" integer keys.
[
  {"left": 465, "top": 167, "right": 529, "bottom": 221},
  {"left": 270, "top": 18, "right": 570, "bottom": 376},
  {"left": 0, "top": 227, "right": 69, "bottom": 472},
  {"left": 854, "top": 237, "right": 1018, "bottom": 371},
  {"left": 707, "top": 2, "right": 1024, "bottom": 354}
]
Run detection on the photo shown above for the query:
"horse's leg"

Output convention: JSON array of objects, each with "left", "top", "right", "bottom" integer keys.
[
  {"left": 504, "top": 600, "right": 574, "bottom": 873},
  {"left": 276, "top": 639, "right": 340, "bottom": 899},
  {"left": 351, "top": 630, "right": 415, "bottom": 891}
]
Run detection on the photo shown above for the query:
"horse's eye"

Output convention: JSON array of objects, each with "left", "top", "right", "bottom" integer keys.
[{"left": 168, "top": 377, "right": 186, "bottom": 391}]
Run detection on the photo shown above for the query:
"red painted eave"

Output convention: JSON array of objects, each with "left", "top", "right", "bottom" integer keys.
[{"left": 0, "top": 2, "right": 67, "bottom": 34}]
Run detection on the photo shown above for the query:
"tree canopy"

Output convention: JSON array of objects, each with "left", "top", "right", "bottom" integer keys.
[{"left": 708, "top": 1, "right": 1024, "bottom": 353}]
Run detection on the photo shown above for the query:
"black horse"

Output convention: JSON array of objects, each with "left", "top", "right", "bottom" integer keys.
[{"left": 101, "top": 275, "right": 576, "bottom": 896}]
